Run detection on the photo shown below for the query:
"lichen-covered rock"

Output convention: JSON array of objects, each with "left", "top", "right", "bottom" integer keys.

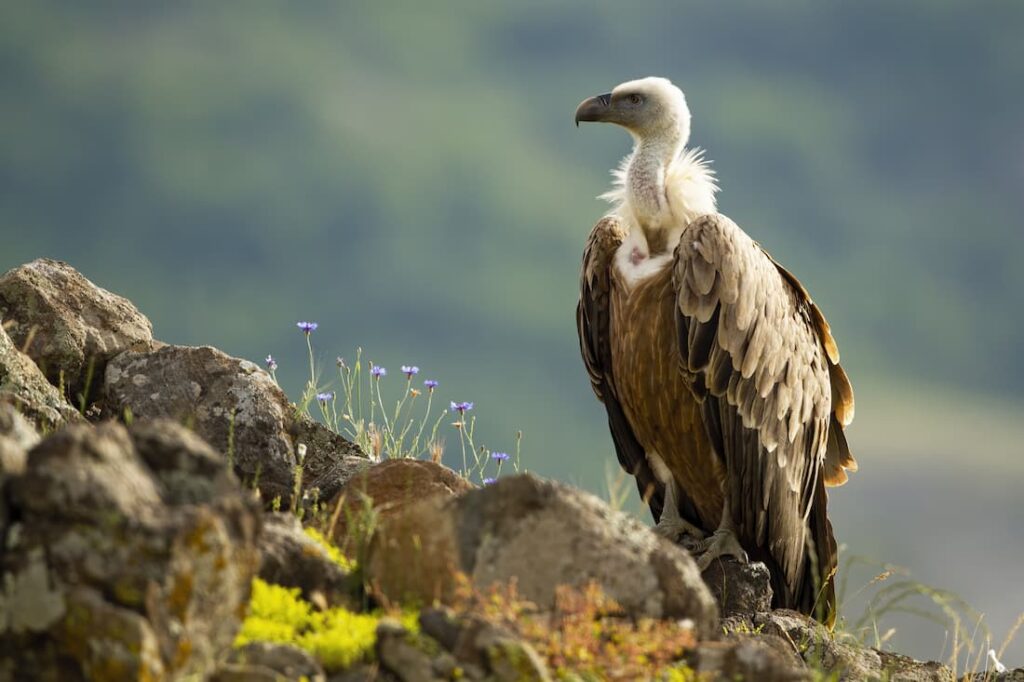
[
  {"left": 752, "top": 609, "right": 954, "bottom": 681},
  {"left": 376, "top": 620, "right": 441, "bottom": 682},
  {"left": 222, "top": 641, "right": 327, "bottom": 682},
  {"left": 688, "top": 637, "right": 811, "bottom": 681},
  {"left": 0, "top": 325, "right": 79, "bottom": 430},
  {"left": 366, "top": 473, "right": 718, "bottom": 637},
  {"left": 701, "top": 555, "right": 773, "bottom": 618},
  {"left": 0, "top": 259, "right": 154, "bottom": 401},
  {"left": 104, "top": 343, "right": 364, "bottom": 506},
  {"left": 207, "top": 663, "right": 284, "bottom": 682},
  {"left": 470, "top": 621, "right": 550, "bottom": 682},
  {"left": 963, "top": 669, "right": 1024, "bottom": 682},
  {"left": 259, "top": 512, "right": 357, "bottom": 608},
  {"left": 0, "top": 419, "right": 261, "bottom": 680},
  {"left": 327, "top": 458, "right": 472, "bottom": 546},
  {"left": 0, "top": 401, "right": 40, "bottom": 455},
  {"left": 0, "top": 403, "right": 38, "bottom": 542}
]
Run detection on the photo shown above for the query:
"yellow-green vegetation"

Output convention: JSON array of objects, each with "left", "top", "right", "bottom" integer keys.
[
  {"left": 302, "top": 526, "right": 356, "bottom": 573},
  {"left": 659, "top": 667, "right": 702, "bottom": 682},
  {"left": 450, "top": 575, "right": 697, "bottom": 681},
  {"left": 236, "top": 579, "right": 418, "bottom": 672}
]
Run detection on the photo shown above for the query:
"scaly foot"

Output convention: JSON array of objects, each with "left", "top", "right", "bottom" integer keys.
[
  {"left": 693, "top": 528, "right": 749, "bottom": 571},
  {"left": 652, "top": 474, "right": 706, "bottom": 547},
  {"left": 653, "top": 515, "right": 706, "bottom": 546}
]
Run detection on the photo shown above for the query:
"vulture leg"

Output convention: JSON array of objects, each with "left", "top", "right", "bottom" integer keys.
[
  {"left": 653, "top": 477, "right": 706, "bottom": 546},
  {"left": 693, "top": 497, "right": 749, "bottom": 571}
]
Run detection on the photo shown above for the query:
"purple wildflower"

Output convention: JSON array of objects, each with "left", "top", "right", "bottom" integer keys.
[
  {"left": 482, "top": 477, "right": 497, "bottom": 486},
  {"left": 450, "top": 401, "right": 474, "bottom": 414},
  {"left": 265, "top": 355, "right": 278, "bottom": 371},
  {"left": 316, "top": 391, "right": 334, "bottom": 403},
  {"left": 491, "top": 451, "right": 510, "bottom": 462},
  {"left": 424, "top": 379, "right": 439, "bottom": 391},
  {"left": 371, "top": 365, "right": 386, "bottom": 379},
  {"left": 401, "top": 365, "right": 420, "bottom": 379},
  {"left": 297, "top": 321, "right": 318, "bottom": 334}
]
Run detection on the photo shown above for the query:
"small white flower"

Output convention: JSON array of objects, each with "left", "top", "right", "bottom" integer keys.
[
  {"left": 988, "top": 649, "right": 1007, "bottom": 673},
  {"left": 296, "top": 443, "right": 307, "bottom": 462}
]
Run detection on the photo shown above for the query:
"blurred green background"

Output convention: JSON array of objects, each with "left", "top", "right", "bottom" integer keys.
[{"left": 2, "top": 0, "right": 1022, "bottom": 667}]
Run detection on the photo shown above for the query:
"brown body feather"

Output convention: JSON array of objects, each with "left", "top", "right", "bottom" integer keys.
[{"left": 577, "top": 213, "right": 856, "bottom": 627}]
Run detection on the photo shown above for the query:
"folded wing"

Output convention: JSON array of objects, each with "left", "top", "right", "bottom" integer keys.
[{"left": 673, "top": 214, "right": 856, "bottom": 625}]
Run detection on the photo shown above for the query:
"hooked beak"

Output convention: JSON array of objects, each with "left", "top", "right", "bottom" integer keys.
[{"left": 574, "top": 92, "right": 612, "bottom": 127}]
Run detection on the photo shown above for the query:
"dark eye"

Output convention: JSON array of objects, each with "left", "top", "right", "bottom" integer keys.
[{"left": 629, "top": 94, "right": 643, "bottom": 105}]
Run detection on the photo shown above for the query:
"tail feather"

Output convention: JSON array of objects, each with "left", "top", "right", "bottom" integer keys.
[{"left": 797, "top": 478, "right": 839, "bottom": 628}]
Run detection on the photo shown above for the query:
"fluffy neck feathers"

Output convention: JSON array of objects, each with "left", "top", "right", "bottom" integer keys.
[{"left": 601, "top": 138, "right": 719, "bottom": 254}]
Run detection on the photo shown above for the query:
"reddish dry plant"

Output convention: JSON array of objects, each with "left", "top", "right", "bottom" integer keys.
[{"left": 450, "top": 574, "right": 697, "bottom": 680}]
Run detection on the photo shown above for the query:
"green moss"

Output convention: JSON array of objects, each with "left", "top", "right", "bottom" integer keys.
[{"left": 236, "top": 578, "right": 417, "bottom": 672}]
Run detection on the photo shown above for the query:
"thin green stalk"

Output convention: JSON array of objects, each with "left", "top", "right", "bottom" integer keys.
[{"left": 305, "top": 333, "right": 316, "bottom": 392}]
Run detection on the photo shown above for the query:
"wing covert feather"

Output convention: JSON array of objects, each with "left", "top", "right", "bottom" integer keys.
[{"left": 673, "top": 213, "right": 854, "bottom": 625}]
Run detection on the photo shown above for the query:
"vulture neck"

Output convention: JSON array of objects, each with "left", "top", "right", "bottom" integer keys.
[{"left": 626, "top": 130, "right": 685, "bottom": 255}]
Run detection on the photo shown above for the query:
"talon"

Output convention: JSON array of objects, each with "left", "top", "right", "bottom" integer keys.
[
  {"left": 694, "top": 528, "right": 749, "bottom": 571},
  {"left": 652, "top": 474, "right": 707, "bottom": 544}
]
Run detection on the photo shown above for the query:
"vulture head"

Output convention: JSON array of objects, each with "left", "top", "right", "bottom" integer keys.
[{"left": 574, "top": 76, "right": 691, "bottom": 143}]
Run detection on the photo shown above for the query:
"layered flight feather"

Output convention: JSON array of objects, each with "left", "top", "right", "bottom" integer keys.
[{"left": 578, "top": 212, "right": 856, "bottom": 625}]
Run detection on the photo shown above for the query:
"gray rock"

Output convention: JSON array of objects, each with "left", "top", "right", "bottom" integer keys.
[
  {"left": 0, "top": 401, "right": 40, "bottom": 455},
  {"left": 0, "top": 325, "right": 79, "bottom": 430},
  {"left": 754, "top": 609, "right": 954, "bottom": 681},
  {"left": 0, "top": 403, "right": 36, "bottom": 544},
  {"left": 962, "top": 670, "right": 1024, "bottom": 682},
  {"left": 869, "top": 651, "right": 954, "bottom": 681},
  {"left": 207, "top": 663, "right": 285, "bottom": 682},
  {"left": 473, "top": 622, "right": 550, "bottom": 681},
  {"left": 259, "top": 512, "right": 357, "bottom": 608},
  {"left": 419, "top": 607, "right": 462, "bottom": 652},
  {"left": 0, "top": 259, "right": 153, "bottom": 402},
  {"left": 329, "top": 663, "right": 398, "bottom": 682},
  {"left": 366, "top": 473, "right": 718, "bottom": 638},
  {"left": 104, "top": 343, "right": 364, "bottom": 506},
  {"left": 688, "top": 637, "right": 812, "bottom": 681},
  {"left": 130, "top": 417, "right": 237, "bottom": 506},
  {"left": 226, "top": 641, "right": 326, "bottom": 681},
  {"left": 376, "top": 620, "right": 442, "bottom": 682},
  {"left": 0, "top": 419, "right": 261, "bottom": 679},
  {"left": 430, "top": 651, "right": 463, "bottom": 679},
  {"left": 701, "top": 556, "right": 773, "bottom": 617}
]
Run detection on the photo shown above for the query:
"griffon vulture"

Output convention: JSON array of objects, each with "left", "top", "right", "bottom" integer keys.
[{"left": 574, "top": 77, "right": 856, "bottom": 625}]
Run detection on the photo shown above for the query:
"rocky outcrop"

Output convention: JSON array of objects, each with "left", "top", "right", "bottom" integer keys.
[
  {"left": 702, "top": 555, "right": 773, "bottom": 618},
  {"left": 366, "top": 473, "right": 719, "bottom": 637},
  {"left": 104, "top": 344, "right": 364, "bottom": 507},
  {"left": 214, "top": 642, "right": 327, "bottom": 682},
  {"left": 0, "top": 403, "right": 37, "bottom": 553},
  {"left": 688, "top": 636, "right": 811, "bottom": 681},
  {"left": 0, "top": 325, "right": 79, "bottom": 430},
  {"left": 963, "top": 670, "right": 1024, "bottom": 682},
  {"left": 0, "top": 259, "right": 1000, "bottom": 681},
  {"left": 741, "top": 608, "right": 957, "bottom": 681},
  {"left": 0, "top": 401, "right": 37, "bottom": 470},
  {"left": 0, "top": 259, "right": 153, "bottom": 402},
  {"left": 377, "top": 613, "right": 551, "bottom": 682},
  {"left": 0, "top": 419, "right": 261, "bottom": 680}
]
